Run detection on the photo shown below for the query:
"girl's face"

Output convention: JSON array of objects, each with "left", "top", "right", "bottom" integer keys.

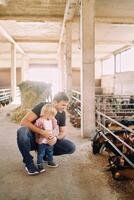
[{"left": 43, "top": 112, "right": 56, "bottom": 120}]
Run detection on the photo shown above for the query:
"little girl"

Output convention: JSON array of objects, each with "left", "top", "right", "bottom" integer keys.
[{"left": 35, "top": 104, "right": 59, "bottom": 172}]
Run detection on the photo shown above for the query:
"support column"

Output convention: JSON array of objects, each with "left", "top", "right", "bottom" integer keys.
[
  {"left": 24, "top": 56, "right": 30, "bottom": 80},
  {"left": 21, "top": 55, "right": 29, "bottom": 81},
  {"left": 58, "top": 43, "right": 65, "bottom": 91},
  {"left": 113, "top": 54, "right": 116, "bottom": 95},
  {"left": 65, "top": 22, "right": 72, "bottom": 98},
  {"left": 11, "top": 43, "right": 16, "bottom": 101},
  {"left": 101, "top": 59, "right": 103, "bottom": 77},
  {"left": 81, "top": 0, "right": 95, "bottom": 138},
  {"left": 21, "top": 55, "right": 25, "bottom": 81}
]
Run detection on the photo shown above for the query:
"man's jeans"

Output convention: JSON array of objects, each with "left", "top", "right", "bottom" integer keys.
[{"left": 17, "top": 126, "right": 76, "bottom": 166}]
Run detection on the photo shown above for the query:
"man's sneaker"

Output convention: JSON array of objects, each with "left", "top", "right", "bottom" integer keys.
[
  {"left": 47, "top": 161, "right": 59, "bottom": 168},
  {"left": 25, "top": 163, "right": 39, "bottom": 175},
  {"left": 37, "top": 163, "right": 46, "bottom": 173}
]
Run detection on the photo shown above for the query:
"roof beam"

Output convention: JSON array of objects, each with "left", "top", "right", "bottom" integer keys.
[
  {"left": 0, "top": 24, "right": 25, "bottom": 54},
  {"left": 96, "top": 45, "right": 131, "bottom": 61},
  {"left": 0, "top": 39, "right": 132, "bottom": 46},
  {"left": 27, "top": 51, "right": 56, "bottom": 54},
  {"left": 95, "top": 17, "right": 134, "bottom": 24},
  {"left": 95, "top": 51, "right": 114, "bottom": 54},
  {"left": 96, "top": 40, "right": 133, "bottom": 45},
  {"left": 113, "top": 45, "right": 131, "bottom": 54},
  {"left": 0, "top": 15, "right": 63, "bottom": 22},
  {"left": 30, "top": 58, "right": 57, "bottom": 61},
  {"left": 1, "top": 15, "right": 134, "bottom": 24},
  {"left": 0, "top": 51, "right": 57, "bottom": 55},
  {"left": 59, "top": 0, "right": 78, "bottom": 47},
  {"left": 15, "top": 38, "right": 59, "bottom": 43},
  {"left": 0, "top": 38, "right": 77, "bottom": 44}
]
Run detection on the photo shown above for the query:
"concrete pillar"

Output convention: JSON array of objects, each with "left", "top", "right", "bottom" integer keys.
[
  {"left": 58, "top": 43, "right": 65, "bottom": 91},
  {"left": 81, "top": 0, "right": 95, "bottom": 138},
  {"left": 65, "top": 22, "right": 72, "bottom": 98},
  {"left": 101, "top": 59, "right": 103, "bottom": 76},
  {"left": 21, "top": 55, "right": 26, "bottom": 81},
  {"left": 24, "top": 56, "right": 29, "bottom": 80},
  {"left": 11, "top": 43, "right": 16, "bottom": 101},
  {"left": 113, "top": 54, "right": 116, "bottom": 94},
  {"left": 21, "top": 55, "right": 29, "bottom": 81}
]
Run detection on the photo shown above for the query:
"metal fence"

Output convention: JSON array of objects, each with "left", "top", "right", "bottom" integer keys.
[
  {"left": 0, "top": 88, "right": 12, "bottom": 106},
  {"left": 71, "top": 91, "right": 134, "bottom": 120},
  {"left": 95, "top": 95, "right": 134, "bottom": 120},
  {"left": 0, "top": 87, "right": 21, "bottom": 107},
  {"left": 70, "top": 90, "right": 134, "bottom": 171},
  {"left": 96, "top": 110, "right": 134, "bottom": 168}
]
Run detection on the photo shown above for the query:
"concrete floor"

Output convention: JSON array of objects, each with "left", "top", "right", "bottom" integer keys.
[{"left": 0, "top": 104, "right": 134, "bottom": 200}]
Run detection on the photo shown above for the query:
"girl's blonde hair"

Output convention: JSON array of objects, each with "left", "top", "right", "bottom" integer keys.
[{"left": 40, "top": 104, "right": 57, "bottom": 117}]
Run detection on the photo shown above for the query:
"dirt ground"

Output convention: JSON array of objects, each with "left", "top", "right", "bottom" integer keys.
[{"left": 0, "top": 104, "right": 134, "bottom": 200}]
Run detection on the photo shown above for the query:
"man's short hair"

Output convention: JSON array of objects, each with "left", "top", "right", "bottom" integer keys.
[{"left": 53, "top": 92, "right": 69, "bottom": 102}]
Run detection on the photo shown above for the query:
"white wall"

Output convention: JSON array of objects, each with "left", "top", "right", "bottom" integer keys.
[
  {"left": 101, "top": 71, "right": 134, "bottom": 95},
  {"left": 0, "top": 59, "right": 23, "bottom": 68},
  {"left": 115, "top": 72, "right": 134, "bottom": 95},
  {"left": 95, "top": 61, "right": 102, "bottom": 79},
  {"left": 101, "top": 75, "right": 114, "bottom": 94}
]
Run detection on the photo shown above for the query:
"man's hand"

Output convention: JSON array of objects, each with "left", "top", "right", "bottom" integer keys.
[{"left": 58, "top": 126, "right": 66, "bottom": 140}]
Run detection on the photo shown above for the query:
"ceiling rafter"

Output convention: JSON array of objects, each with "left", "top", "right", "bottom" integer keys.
[{"left": 0, "top": 24, "right": 25, "bottom": 54}]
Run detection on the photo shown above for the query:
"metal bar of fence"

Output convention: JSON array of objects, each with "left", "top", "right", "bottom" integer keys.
[
  {"left": 72, "top": 90, "right": 81, "bottom": 95},
  {"left": 72, "top": 96, "right": 81, "bottom": 103},
  {"left": 107, "top": 116, "right": 134, "bottom": 118},
  {"left": 0, "top": 89, "right": 10, "bottom": 92},
  {"left": 97, "top": 110, "right": 134, "bottom": 134},
  {"left": 76, "top": 110, "right": 81, "bottom": 116},
  {"left": 104, "top": 110, "right": 134, "bottom": 112},
  {"left": 97, "top": 103, "right": 134, "bottom": 105},
  {"left": 95, "top": 95, "right": 133, "bottom": 97},
  {"left": 0, "top": 88, "right": 15, "bottom": 105},
  {"left": 0, "top": 97, "right": 10, "bottom": 100},
  {"left": 0, "top": 88, "right": 20, "bottom": 94},
  {"left": 96, "top": 128, "right": 134, "bottom": 168},
  {"left": 97, "top": 103, "right": 134, "bottom": 110},
  {"left": 96, "top": 104, "right": 134, "bottom": 108},
  {"left": 97, "top": 121, "right": 134, "bottom": 153}
]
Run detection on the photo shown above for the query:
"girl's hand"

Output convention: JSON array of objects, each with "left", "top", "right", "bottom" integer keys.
[{"left": 47, "top": 136, "right": 57, "bottom": 146}]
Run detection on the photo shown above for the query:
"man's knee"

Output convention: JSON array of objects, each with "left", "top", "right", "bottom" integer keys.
[
  {"left": 67, "top": 142, "right": 76, "bottom": 154},
  {"left": 17, "top": 127, "right": 37, "bottom": 151},
  {"left": 17, "top": 127, "right": 30, "bottom": 143}
]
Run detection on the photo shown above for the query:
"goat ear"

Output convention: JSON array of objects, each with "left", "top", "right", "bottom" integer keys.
[{"left": 108, "top": 122, "right": 111, "bottom": 127}]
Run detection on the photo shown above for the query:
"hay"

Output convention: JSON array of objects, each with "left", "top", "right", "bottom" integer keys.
[
  {"left": 19, "top": 80, "right": 52, "bottom": 108},
  {"left": 11, "top": 81, "right": 52, "bottom": 123}
]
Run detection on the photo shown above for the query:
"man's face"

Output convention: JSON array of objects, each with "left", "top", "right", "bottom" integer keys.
[{"left": 54, "top": 100, "right": 68, "bottom": 112}]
